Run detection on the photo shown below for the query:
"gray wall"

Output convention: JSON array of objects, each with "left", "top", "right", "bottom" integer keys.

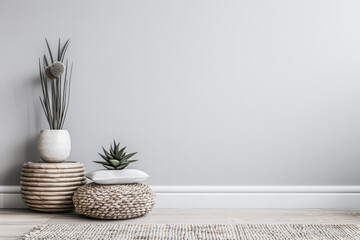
[{"left": 1, "top": 0, "right": 360, "bottom": 186}]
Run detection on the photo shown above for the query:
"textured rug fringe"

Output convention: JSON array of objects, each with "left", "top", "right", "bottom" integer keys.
[
  {"left": 20, "top": 223, "right": 360, "bottom": 240},
  {"left": 20, "top": 224, "right": 47, "bottom": 240}
]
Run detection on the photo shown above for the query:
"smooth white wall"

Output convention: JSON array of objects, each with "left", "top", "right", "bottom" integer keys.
[{"left": 1, "top": 0, "right": 360, "bottom": 186}]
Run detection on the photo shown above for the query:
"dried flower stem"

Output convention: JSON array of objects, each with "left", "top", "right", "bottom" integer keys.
[{"left": 39, "top": 38, "right": 72, "bottom": 129}]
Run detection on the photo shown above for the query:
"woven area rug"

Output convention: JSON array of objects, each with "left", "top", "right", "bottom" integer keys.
[{"left": 21, "top": 224, "right": 360, "bottom": 240}]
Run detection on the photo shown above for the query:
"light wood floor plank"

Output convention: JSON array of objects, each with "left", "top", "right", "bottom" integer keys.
[{"left": 1, "top": 209, "right": 360, "bottom": 238}]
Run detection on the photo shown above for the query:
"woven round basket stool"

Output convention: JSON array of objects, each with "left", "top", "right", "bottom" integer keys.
[
  {"left": 20, "top": 161, "right": 86, "bottom": 212},
  {"left": 73, "top": 182, "right": 156, "bottom": 219}
]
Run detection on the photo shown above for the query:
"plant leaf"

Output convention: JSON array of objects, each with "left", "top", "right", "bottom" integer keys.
[
  {"left": 57, "top": 39, "right": 61, "bottom": 61},
  {"left": 116, "top": 147, "right": 126, "bottom": 158},
  {"left": 110, "top": 143, "right": 114, "bottom": 153},
  {"left": 116, "top": 142, "right": 120, "bottom": 153},
  {"left": 122, "top": 152, "right": 137, "bottom": 161},
  {"left": 60, "top": 39, "right": 70, "bottom": 62},
  {"left": 110, "top": 146, "right": 117, "bottom": 159},
  {"left": 45, "top": 38, "right": 54, "bottom": 63},
  {"left": 116, "top": 164, "right": 128, "bottom": 170},
  {"left": 93, "top": 161, "right": 110, "bottom": 166},
  {"left": 119, "top": 161, "right": 130, "bottom": 167},
  {"left": 109, "top": 159, "right": 120, "bottom": 167},
  {"left": 122, "top": 151, "right": 127, "bottom": 157},
  {"left": 43, "top": 55, "right": 49, "bottom": 67},
  {"left": 103, "top": 164, "right": 115, "bottom": 170},
  {"left": 61, "top": 62, "right": 72, "bottom": 129},
  {"left": 125, "top": 160, "right": 138, "bottom": 164},
  {"left": 98, "top": 153, "right": 110, "bottom": 162},
  {"left": 113, "top": 140, "right": 118, "bottom": 152},
  {"left": 102, "top": 147, "right": 112, "bottom": 159}
]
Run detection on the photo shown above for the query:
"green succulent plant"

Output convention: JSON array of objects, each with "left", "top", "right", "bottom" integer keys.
[{"left": 94, "top": 140, "right": 138, "bottom": 170}]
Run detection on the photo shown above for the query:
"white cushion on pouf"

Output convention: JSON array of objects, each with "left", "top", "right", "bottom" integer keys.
[{"left": 87, "top": 169, "right": 149, "bottom": 184}]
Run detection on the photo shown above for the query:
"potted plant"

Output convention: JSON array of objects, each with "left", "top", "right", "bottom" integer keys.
[
  {"left": 95, "top": 140, "right": 138, "bottom": 170},
  {"left": 37, "top": 39, "right": 73, "bottom": 163},
  {"left": 87, "top": 140, "right": 149, "bottom": 184}
]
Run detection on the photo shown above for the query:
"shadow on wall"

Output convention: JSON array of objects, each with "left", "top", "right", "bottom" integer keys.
[
  {"left": 27, "top": 74, "right": 42, "bottom": 159},
  {"left": 5, "top": 75, "right": 43, "bottom": 185},
  {"left": 2, "top": 136, "right": 38, "bottom": 186}
]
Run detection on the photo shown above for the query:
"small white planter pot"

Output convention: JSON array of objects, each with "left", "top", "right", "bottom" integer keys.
[{"left": 37, "top": 129, "right": 71, "bottom": 163}]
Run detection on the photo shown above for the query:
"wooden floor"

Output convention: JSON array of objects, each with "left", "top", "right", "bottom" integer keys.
[{"left": 1, "top": 208, "right": 360, "bottom": 239}]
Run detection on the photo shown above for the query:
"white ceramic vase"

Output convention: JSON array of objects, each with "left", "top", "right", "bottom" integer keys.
[{"left": 37, "top": 129, "right": 71, "bottom": 163}]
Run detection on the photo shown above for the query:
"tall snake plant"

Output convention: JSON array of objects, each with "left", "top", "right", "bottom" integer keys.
[{"left": 39, "top": 39, "right": 73, "bottom": 129}]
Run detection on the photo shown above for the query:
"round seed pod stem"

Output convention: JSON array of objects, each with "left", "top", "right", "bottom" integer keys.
[
  {"left": 50, "top": 61, "right": 65, "bottom": 77},
  {"left": 44, "top": 66, "right": 56, "bottom": 79}
]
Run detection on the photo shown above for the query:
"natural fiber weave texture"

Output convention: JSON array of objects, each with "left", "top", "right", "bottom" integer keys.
[
  {"left": 73, "top": 183, "right": 156, "bottom": 219},
  {"left": 21, "top": 224, "right": 360, "bottom": 240},
  {"left": 21, "top": 162, "right": 85, "bottom": 212}
]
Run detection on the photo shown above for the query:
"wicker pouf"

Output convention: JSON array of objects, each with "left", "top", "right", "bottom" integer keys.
[{"left": 73, "top": 182, "right": 156, "bottom": 219}]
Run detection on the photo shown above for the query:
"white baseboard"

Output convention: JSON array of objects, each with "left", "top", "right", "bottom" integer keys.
[
  {"left": 0, "top": 186, "right": 26, "bottom": 208},
  {"left": 2, "top": 185, "right": 360, "bottom": 209},
  {"left": 152, "top": 185, "right": 360, "bottom": 208}
]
